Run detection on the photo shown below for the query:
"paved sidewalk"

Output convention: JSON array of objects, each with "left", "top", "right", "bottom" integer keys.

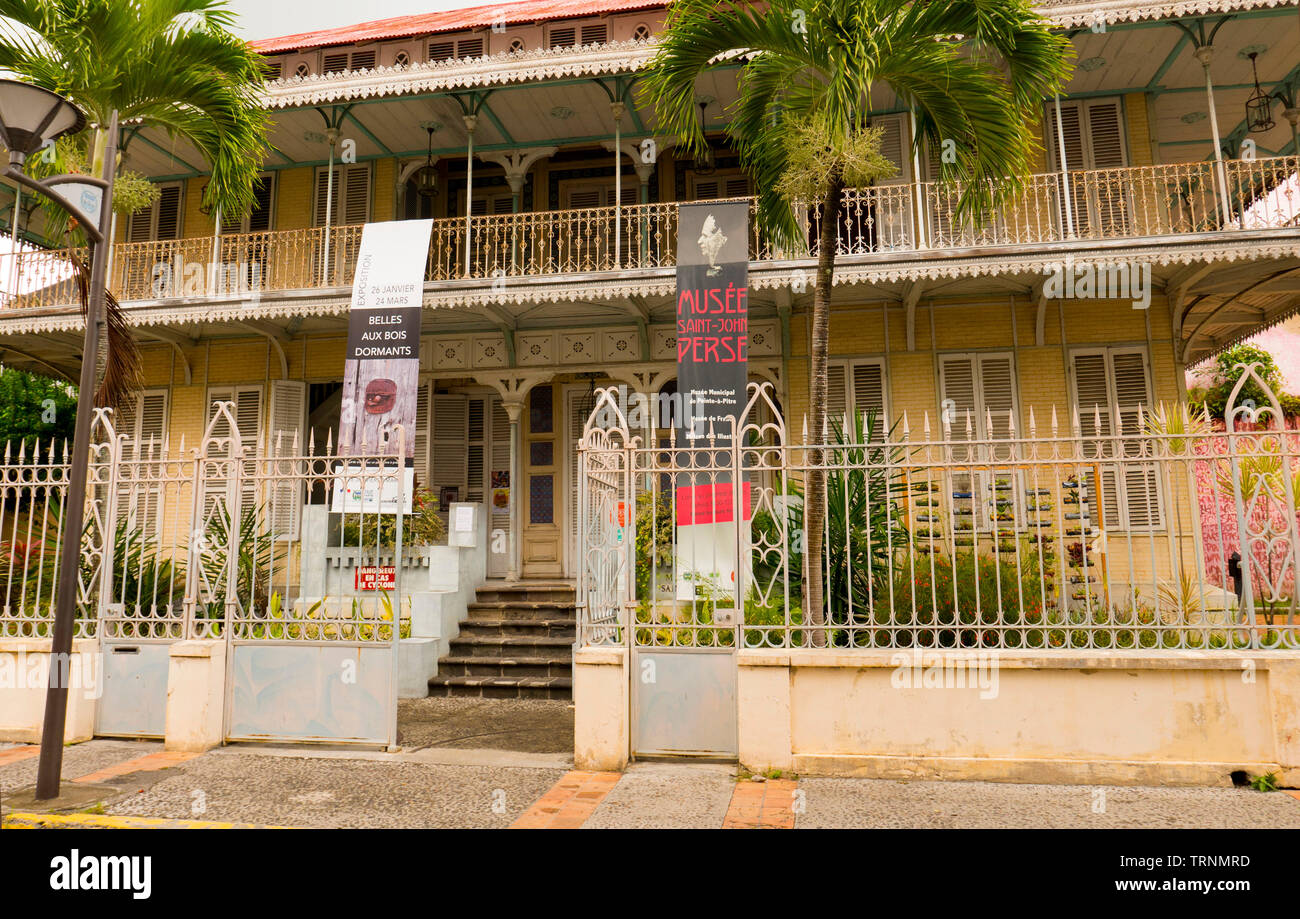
[{"left": 4, "top": 739, "right": 1300, "bottom": 828}]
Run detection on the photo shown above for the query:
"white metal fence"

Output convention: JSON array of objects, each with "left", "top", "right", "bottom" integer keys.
[
  {"left": 577, "top": 368, "right": 1300, "bottom": 652},
  {"left": 0, "top": 402, "right": 413, "bottom": 645}
]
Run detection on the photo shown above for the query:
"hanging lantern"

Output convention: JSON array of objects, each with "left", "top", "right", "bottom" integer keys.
[
  {"left": 1246, "top": 52, "right": 1276, "bottom": 133},
  {"left": 412, "top": 126, "right": 439, "bottom": 198},
  {"left": 694, "top": 100, "right": 715, "bottom": 176}
]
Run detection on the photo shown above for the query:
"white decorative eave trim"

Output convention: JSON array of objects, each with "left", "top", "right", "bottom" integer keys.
[
  {"left": 263, "top": 39, "right": 658, "bottom": 109},
  {"left": 1037, "top": 0, "right": 1292, "bottom": 28},
  {"left": 3, "top": 230, "right": 1298, "bottom": 336},
  {"left": 257, "top": 2, "right": 1290, "bottom": 109}
]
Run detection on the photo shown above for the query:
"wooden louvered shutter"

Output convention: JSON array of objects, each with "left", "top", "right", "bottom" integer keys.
[
  {"left": 851, "top": 361, "right": 887, "bottom": 434},
  {"left": 342, "top": 165, "right": 370, "bottom": 225},
  {"left": 825, "top": 363, "right": 849, "bottom": 437},
  {"left": 1071, "top": 350, "right": 1119, "bottom": 530},
  {"left": 117, "top": 389, "right": 168, "bottom": 533},
  {"left": 467, "top": 397, "right": 487, "bottom": 503},
  {"left": 939, "top": 356, "right": 978, "bottom": 440},
  {"left": 1047, "top": 101, "right": 1086, "bottom": 172},
  {"left": 413, "top": 381, "right": 431, "bottom": 490},
  {"left": 267, "top": 381, "right": 306, "bottom": 540},
  {"left": 873, "top": 114, "right": 910, "bottom": 186},
  {"left": 1084, "top": 100, "right": 1129, "bottom": 234},
  {"left": 248, "top": 175, "right": 274, "bottom": 232},
  {"left": 203, "top": 386, "right": 262, "bottom": 519},
  {"left": 978, "top": 355, "right": 1016, "bottom": 451},
  {"left": 155, "top": 185, "right": 181, "bottom": 240},
  {"left": 1113, "top": 349, "right": 1159, "bottom": 528},
  {"left": 431, "top": 394, "right": 468, "bottom": 519}
]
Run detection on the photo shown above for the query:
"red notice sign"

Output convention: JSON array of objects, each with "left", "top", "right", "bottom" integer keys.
[
  {"left": 675, "top": 482, "right": 752, "bottom": 525},
  {"left": 354, "top": 566, "right": 396, "bottom": 591}
]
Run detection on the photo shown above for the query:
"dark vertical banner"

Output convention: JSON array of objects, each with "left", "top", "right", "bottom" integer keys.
[
  {"left": 339, "top": 219, "right": 433, "bottom": 460},
  {"left": 675, "top": 201, "right": 750, "bottom": 525}
]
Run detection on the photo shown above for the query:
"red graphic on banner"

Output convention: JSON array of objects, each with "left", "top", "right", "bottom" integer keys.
[{"left": 675, "top": 482, "right": 753, "bottom": 526}]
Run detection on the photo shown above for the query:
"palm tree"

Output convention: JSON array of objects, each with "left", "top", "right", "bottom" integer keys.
[
  {"left": 641, "top": 0, "right": 1071, "bottom": 633},
  {"left": 0, "top": 0, "right": 271, "bottom": 403}
]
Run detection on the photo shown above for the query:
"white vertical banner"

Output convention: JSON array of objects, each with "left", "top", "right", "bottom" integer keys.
[{"left": 338, "top": 219, "right": 433, "bottom": 458}]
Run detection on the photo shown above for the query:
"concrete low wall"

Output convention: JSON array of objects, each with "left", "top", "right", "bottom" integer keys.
[
  {"left": 575, "top": 646, "right": 1300, "bottom": 786},
  {"left": 739, "top": 649, "right": 1300, "bottom": 786},
  {"left": 0, "top": 638, "right": 101, "bottom": 744}
]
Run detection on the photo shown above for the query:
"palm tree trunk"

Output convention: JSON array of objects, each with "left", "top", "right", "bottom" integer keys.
[{"left": 804, "top": 178, "right": 843, "bottom": 647}]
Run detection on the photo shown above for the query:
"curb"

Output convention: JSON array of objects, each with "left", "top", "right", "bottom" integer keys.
[{"left": 2, "top": 812, "right": 293, "bottom": 829}]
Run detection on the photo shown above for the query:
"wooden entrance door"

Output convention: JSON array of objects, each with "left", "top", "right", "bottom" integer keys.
[{"left": 522, "top": 383, "right": 562, "bottom": 577}]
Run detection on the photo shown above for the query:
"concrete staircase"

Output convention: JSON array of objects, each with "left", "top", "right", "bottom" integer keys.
[{"left": 428, "top": 581, "right": 576, "bottom": 699}]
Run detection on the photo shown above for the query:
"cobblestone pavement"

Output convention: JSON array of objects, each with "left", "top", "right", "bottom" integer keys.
[{"left": 3, "top": 739, "right": 1299, "bottom": 828}]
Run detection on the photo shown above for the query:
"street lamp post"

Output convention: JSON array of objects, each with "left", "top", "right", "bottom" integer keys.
[{"left": 0, "top": 79, "right": 117, "bottom": 801}]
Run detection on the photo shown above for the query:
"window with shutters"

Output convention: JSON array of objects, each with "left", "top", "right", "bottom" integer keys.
[
  {"left": 267, "top": 381, "right": 306, "bottom": 541},
  {"left": 825, "top": 359, "right": 889, "bottom": 438},
  {"left": 688, "top": 171, "right": 750, "bottom": 201},
  {"left": 218, "top": 173, "right": 274, "bottom": 294},
  {"left": 313, "top": 163, "right": 371, "bottom": 227},
  {"left": 938, "top": 353, "right": 1020, "bottom": 529},
  {"left": 561, "top": 181, "right": 638, "bottom": 264},
  {"left": 1069, "top": 347, "right": 1161, "bottom": 530},
  {"left": 1046, "top": 97, "right": 1130, "bottom": 237},
  {"left": 127, "top": 183, "right": 182, "bottom": 242}
]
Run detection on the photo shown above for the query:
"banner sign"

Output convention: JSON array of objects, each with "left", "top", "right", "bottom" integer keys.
[
  {"left": 675, "top": 201, "right": 750, "bottom": 525},
  {"left": 340, "top": 219, "right": 433, "bottom": 458},
  {"left": 676, "top": 201, "right": 749, "bottom": 444}
]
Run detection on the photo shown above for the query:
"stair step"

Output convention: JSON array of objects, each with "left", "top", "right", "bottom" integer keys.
[
  {"left": 449, "top": 635, "right": 573, "bottom": 657},
  {"left": 473, "top": 592, "right": 574, "bottom": 608},
  {"left": 458, "top": 619, "right": 576, "bottom": 638},
  {"left": 468, "top": 601, "right": 576, "bottom": 619},
  {"left": 437, "top": 654, "right": 571, "bottom": 678},
  {"left": 427, "top": 674, "right": 573, "bottom": 700}
]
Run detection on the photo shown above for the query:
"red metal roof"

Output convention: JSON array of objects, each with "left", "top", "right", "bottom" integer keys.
[{"left": 251, "top": 0, "right": 668, "bottom": 53}]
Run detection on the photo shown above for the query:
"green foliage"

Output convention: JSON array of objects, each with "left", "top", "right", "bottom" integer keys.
[
  {"left": 634, "top": 490, "right": 674, "bottom": 600},
  {"left": 772, "top": 114, "right": 897, "bottom": 209},
  {"left": 0, "top": 367, "right": 76, "bottom": 452},
  {"left": 0, "top": 0, "right": 273, "bottom": 220},
  {"left": 1194, "top": 343, "right": 1293, "bottom": 421},
  {"left": 24, "top": 135, "right": 160, "bottom": 237},
  {"left": 338, "top": 487, "right": 447, "bottom": 549},
  {"left": 753, "top": 410, "right": 909, "bottom": 622},
  {"left": 197, "top": 503, "right": 284, "bottom": 616},
  {"left": 1249, "top": 772, "right": 1280, "bottom": 792},
  {"left": 640, "top": 0, "right": 1072, "bottom": 251},
  {"left": 104, "top": 516, "right": 186, "bottom": 612},
  {"left": 881, "top": 543, "right": 1050, "bottom": 647}
]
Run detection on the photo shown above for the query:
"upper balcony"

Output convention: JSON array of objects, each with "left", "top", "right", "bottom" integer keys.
[{"left": 5, "top": 156, "right": 1299, "bottom": 317}]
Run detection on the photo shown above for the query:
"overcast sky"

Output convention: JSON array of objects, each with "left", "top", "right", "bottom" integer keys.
[{"left": 223, "top": 0, "right": 478, "bottom": 40}]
